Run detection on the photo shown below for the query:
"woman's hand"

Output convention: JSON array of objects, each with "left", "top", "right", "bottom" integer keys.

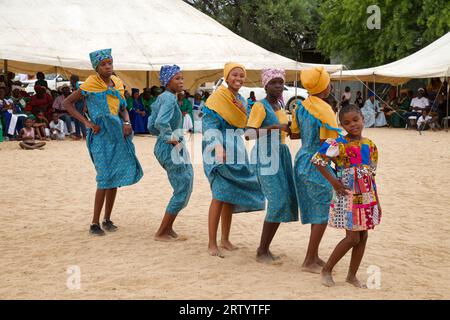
[
  {"left": 332, "top": 180, "right": 352, "bottom": 197},
  {"left": 123, "top": 122, "right": 132, "bottom": 136},
  {"left": 86, "top": 121, "right": 100, "bottom": 134}
]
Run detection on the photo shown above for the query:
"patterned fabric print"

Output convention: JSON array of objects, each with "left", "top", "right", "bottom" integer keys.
[
  {"left": 84, "top": 89, "right": 143, "bottom": 189},
  {"left": 202, "top": 98, "right": 265, "bottom": 214},
  {"left": 248, "top": 99, "right": 298, "bottom": 222},
  {"left": 89, "top": 48, "right": 112, "bottom": 70},
  {"left": 311, "top": 137, "right": 380, "bottom": 231},
  {"left": 159, "top": 65, "right": 181, "bottom": 87},
  {"left": 152, "top": 91, "right": 194, "bottom": 215},
  {"left": 293, "top": 106, "right": 334, "bottom": 224},
  {"left": 261, "top": 68, "right": 286, "bottom": 88}
]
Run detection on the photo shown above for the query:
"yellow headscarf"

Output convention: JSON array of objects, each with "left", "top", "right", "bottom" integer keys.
[
  {"left": 79, "top": 74, "right": 125, "bottom": 115},
  {"left": 205, "top": 63, "right": 248, "bottom": 128},
  {"left": 292, "top": 67, "right": 340, "bottom": 139}
]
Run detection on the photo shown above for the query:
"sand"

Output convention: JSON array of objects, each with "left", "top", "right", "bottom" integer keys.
[{"left": 1, "top": 128, "right": 449, "bottom": 299}]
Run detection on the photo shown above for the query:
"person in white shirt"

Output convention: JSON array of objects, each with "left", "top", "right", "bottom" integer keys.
[
  {"left": 49, "top": 113, "right": 66, "bottom": 140},
  {"left": 405, "top": 88, "right": 429, "bottom": 120}
]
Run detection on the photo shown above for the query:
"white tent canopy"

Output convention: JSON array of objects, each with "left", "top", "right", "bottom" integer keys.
[
  {"left": 0, "top": 0, "right": 342, "bottom": 90},
  {"left": 330, "top": 32, "right": 450, "bottom": 85}
]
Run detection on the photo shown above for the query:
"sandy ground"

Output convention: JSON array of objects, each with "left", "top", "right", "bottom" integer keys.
[{"left": 1, "top": 128, "right": 450, "bottom": 299}]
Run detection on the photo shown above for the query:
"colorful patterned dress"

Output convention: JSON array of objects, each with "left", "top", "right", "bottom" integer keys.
[
  {"left": 151, "top": 91, "right": 194, "bottom": 215},
  {"left": 80, "top": 75, "right": 143, "bottom": 189},
  {"left": 247, "top": 99, "right": 298, "bottom": 223},
  {"left": 202, "top": 95, "right": 265, "bottom": 213},
  {"left": 311, "top": 137, "right": 380, "bottom": 231}
]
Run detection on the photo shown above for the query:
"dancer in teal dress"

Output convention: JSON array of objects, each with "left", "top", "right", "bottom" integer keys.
[
  {"left": 148, "top": 64, "right": 194, "bottom": 242},
  {"left": 203, "top": 62, "right": 265, "bottom": 258},
  {"left": 290, "top": 67, "right": 342, "bottom": 273},
  {"left": 64, "top": 48, "right": 143, "bottom": 236},
  {"left": 246, "top": 68, "right": 298, "bottom": 264}
]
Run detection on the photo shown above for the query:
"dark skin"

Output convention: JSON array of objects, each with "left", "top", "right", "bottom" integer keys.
[
  {"left": 154, "top": 72, "right": 188, "bottom": 242},
  {"left": 245, "top": 77, "right": 290, "bottom": 263},
  {"left": 316, "top": 111, "right": 382, "bottom": 288},
  {"left": 208, "top": 67, "right": 246, "bottom": 258},
  {"left": 289, "top": 83, "right": 331, "bottom": 273},
  {"left": 62, "top": 58, "right": 132, "bottom": 226}
]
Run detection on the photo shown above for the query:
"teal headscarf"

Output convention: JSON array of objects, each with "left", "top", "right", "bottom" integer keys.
[{"left": 89, "top": 49, "right": 112, "bottom": 70}]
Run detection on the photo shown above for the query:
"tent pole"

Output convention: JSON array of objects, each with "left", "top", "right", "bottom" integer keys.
[
  {"left": 446, "top": 76, "right": 449, "bottom": 132},
  {"left": 338, "top": 69, "right": 342, "bottom": 109},
  {"left": 146, "top": 71, "right": 150, "bottom": 88},
  {"left": 3, "top": 59, "right": 8, "bottom": 75}
]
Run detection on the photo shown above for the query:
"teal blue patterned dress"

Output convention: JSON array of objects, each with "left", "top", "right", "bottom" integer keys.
[
  {"left": 202, "top": 96, "right": 265, "bottom": 213},
  {"left": 249, "top": 99, "right": 298, "bottom": 223},
  {"left": 82, "top": 89, "right": 143, "bottom": 189},
  {"left": 151, "top": 91, "right": 194, "bottom": 215},
  {"left": 293, "top": 104, "right": 334, "bottom": 224}
]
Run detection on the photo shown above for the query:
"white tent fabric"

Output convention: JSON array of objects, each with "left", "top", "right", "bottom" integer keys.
[
  {"left": 0, "top": 0, "right": 342, "bottom": 90},
  {"left": 330, "top": 32, "right": 450, "bottom": 85}
]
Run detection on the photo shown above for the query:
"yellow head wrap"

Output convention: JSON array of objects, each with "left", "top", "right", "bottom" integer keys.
[
  {"left": 300, "top": 67, "right": 330, "bottom": 95},
  {"left": 224, "top": 62, "right": 246, "bottom": 81}
]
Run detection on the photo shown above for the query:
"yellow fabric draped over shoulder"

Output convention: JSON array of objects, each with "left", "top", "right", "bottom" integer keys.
[
  {"left": 79, "top": 74, "right": 125, "bottom": 115},
  {"left": 205, "top": 85, "right": 247, "bottom": 128},
  {"left": 290, "top": 96, "right": 340, "bottom": 139}
]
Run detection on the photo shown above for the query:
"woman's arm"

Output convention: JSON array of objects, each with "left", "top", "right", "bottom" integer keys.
[
  {"left": 63, "top": 90, "right": 99, "bottom": 133},
  {"left": 119, "top": 107, "right": 132, "bottom": 136},
  {"left": 245, "top": 124, "right": 290, "bottom": 140}
]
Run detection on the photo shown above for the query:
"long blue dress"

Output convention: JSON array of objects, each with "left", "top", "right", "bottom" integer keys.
[
  {"left": 129, "top": 98, "right": 149, "bottom": 134},
  {"left": 82, "top": 88, "right": 143, "bottom": 189},
  {"left": 151, "top": 91, "right": 194, "bottom": 215},
  {"left": 202, "top": 96, "right": 265, "bottom": 213},
  {"left": 249, "top": 99, "right": 298, "bottom": 223},
  {"left": 293, "top": 104, "right": 334, "bottom": 224}
]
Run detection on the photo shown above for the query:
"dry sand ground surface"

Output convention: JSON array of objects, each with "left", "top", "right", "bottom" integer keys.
[{"left": 1, "top": 128, "right": 450, "bottom": 299}]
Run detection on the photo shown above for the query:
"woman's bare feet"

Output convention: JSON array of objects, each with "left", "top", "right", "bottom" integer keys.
[
  {"left": 256, "top": 250, "right": 283, "bottom": 265},
  {"left": 220, "top": 240, "right": 238, "bottom": 251},
  {"left": 301, "top": 262, "right": 323, "bottom": 274},
  {"left": 154, "top": 233, "right": 179, "bottom": 242},
  {"left": 208, "top": 245, "right": 224, "bottom": 258},
  {"left": 346, "top": 276, "right": 367, "bottom": 288},
  {"left": 315, "top": 257, "right": 326, "bottom": 267},
  {"left": 321, "top": 270, "right": 336, "bottom": 287}
]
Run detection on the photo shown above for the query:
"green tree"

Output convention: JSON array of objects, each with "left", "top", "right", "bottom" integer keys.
[
  {"left": 185, "top": 0, "right": 321, "bottom": 61},
  {"left": 317, "top": 0, "right": 450, "bottom": 68}
]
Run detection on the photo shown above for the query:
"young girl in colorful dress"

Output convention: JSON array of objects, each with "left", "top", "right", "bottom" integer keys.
[
  {"left": 312, "top": 104, "right": 381, "bottom": 288},
  {"left": 148, "top": 65, "right": 194, "bottom": 242},
  {"left": 202, "top": 62, "right": 265, "bottom": 258},
  {"left": 63, "top": 49, "right": 143, "bottom": 236},
  {"left": 290, "top": 67, "right": 341, "bottom": 273},
  {"left": 246, "top": 68, "right": 298, "bottom": 263}
]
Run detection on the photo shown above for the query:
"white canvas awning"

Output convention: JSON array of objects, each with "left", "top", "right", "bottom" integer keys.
[
  {"left": 330, "top": 32, "right": 450, "bottom": 85},
  {"left": 0, "top": 0, "right": 343, "bottom": 90}
]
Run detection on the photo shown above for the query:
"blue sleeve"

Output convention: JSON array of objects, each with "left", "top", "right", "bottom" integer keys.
[
  {"left": 155, "top": 94, "right": 175, "bottom": 142},
  {"left": 202, "top": 107, "right": 223, "bottom": 149}
]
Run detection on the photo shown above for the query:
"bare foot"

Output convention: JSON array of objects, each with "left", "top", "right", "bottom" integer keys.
[
  {"left": 208, "top": 245, "right": 224, "bottom": 258},
  {"left": 301, "top": 262, "right": 322, "bottom": 274},
  {"left": 256, "top": 251, "right": 283, "bottom": 265},
  {"left": 321, "top": 270, "right": 336, "bottom": 287},
  {"left": 154, "top": 233, "right": 179, "bottom": 242},
  {"left": 169, "top": 229, "right": 178, "bottom": 238},
  {"left": 346, "top": 276, "right": 367, "bottom": 288},
  {"left": 220, "top": 240, "right": 238, "bottom": 251}
]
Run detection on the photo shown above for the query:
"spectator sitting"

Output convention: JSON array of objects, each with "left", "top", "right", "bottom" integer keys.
[
  {"left": 193, "top": 91, "right": 205, "bottom": 122},
  {"left": 52, "top": 84, "right": 74, "bottom": 135},
  {"left": 247, "top": 91, "right": 256, "bottom": 108},
  {"left": 202, "top": 91, "right": 210, "bottom": 102},
  {"left": 35, "top": 72, "right": 48, "bottom": 89},
  {"left": 354, "top": 91, "right": 364, "bottom": 109},
  {"left": 417, "top": 108, "right": 435, "bottom": 130},
  {"left": 30, "top": 85, "right": 53, "bottom": 120},
  {"left": 341, "top": 86, "right": 351, "bottom": 107},
  {"left": 18, "top": 117, "right": 46, "bottom": 150},
  {"left": 34, "top": 111, "right": 50, "bottom": 140},
  {"left": 404, "top": 88, "right": 429, "bottom": 122},
  {"left": 49, "top": 113, "right": 66, "bottom": 140},
  {"left": 361, "top": 91, "right": 388, "bottom": 127}
]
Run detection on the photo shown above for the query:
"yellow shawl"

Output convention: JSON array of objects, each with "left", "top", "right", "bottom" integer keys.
[
  {"left": 79, "top": 74, "right": 125, "bottom": 115},
  {"left": 302, "top": 96, "right": 340, "bottom": 139},
  {"left": 205, "top": 85, "right": 247, "bottom": 128}
]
